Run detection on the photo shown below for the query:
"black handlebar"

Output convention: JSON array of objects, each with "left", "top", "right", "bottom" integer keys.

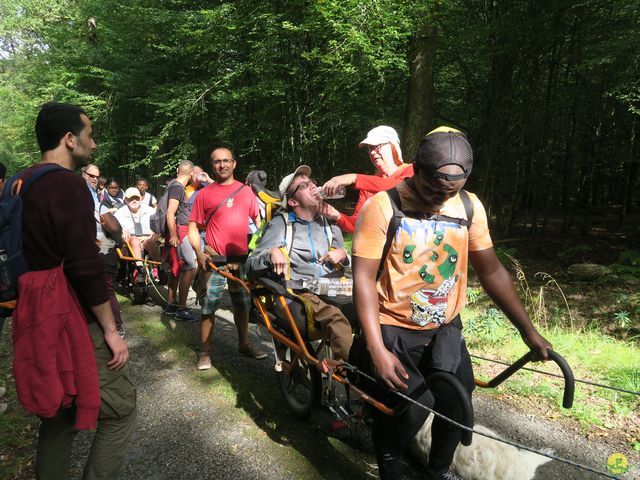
[{"left": 481, "top": 349, "right": 574, "bottom": 409}]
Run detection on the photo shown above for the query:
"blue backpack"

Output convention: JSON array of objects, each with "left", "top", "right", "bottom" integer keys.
[{"left": 0, "top": 164, "right": 64, "bottom": 310}]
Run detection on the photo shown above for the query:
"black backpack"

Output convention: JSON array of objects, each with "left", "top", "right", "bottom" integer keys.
[
  {"left": 377, "top": 188, "right": 474, "bottom": 279},
  {"left": 0, "top": 164, "right": 64, "bottom": 307},
  {"left": 150, "top": 179, "right": 183, "bottom": 235}
]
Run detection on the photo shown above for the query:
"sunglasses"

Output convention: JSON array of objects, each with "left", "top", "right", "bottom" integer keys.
[
  {"left": 289, "top": 178, "right": 317, "bottom": 197},
  {"left": 84, "top": 172, "right": 99, "bottom": 179}
]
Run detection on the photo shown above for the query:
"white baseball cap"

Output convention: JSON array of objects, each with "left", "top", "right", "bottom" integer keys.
[
  {"left": 278, "top": 165, "right": 312, "bottom": 205},
  {"left": 358, "top": 125, "right": 403, "bottom": 165},
  {"left": 124, "top": 187, "right": 141, "bottom": 199}
]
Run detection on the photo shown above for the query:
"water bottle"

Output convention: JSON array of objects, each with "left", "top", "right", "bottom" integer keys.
[
  {"left": 303, "top": 277, "right": 352, "bottom": 297},
  {"left": 317, "top": 186, "right": 346, "bottom": 200}
]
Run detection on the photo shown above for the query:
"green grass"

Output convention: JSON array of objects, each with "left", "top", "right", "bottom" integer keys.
[
  {"left": 0, "top": 323, "right": 39, "bottom": 480},
  {"left": 343, "top": 233, "right": 353, "bottom": 253},
  {"left": 464, "top": 305, "right": 640, "bottom": 431}
]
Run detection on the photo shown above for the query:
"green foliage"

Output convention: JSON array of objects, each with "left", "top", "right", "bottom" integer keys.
[
  {"left": 495, "top": 247, "right": 517, "bottom": 268},
  {"left": 558, "top": 244, "right": 592, "bottom": 266},
  {"left": 0, "top": 0, "right": 638, "bottom": 218},
  {"left": 619, "top": 250, "right": 640, "bottom": 267},
  {"left": 614, "top": 311, "right": 631, "bottom": 329},
  {"left": 466, "top": 286, "right": 481, "bottom": 304},
  {"left": 605, "top": 264, "right": 640, "bottom": 280},
  {"left": 464, "top": 307, "right": 511, "bottom": 345}
]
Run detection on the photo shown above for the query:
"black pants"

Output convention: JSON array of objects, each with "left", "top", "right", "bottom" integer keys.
[{"left": 371, "top": 324, "right": 475, "bottom": 479}]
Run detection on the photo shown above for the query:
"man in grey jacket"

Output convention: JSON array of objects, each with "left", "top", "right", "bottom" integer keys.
[{"left": 246, "top": 165, "right": 353, "bottom": 362}]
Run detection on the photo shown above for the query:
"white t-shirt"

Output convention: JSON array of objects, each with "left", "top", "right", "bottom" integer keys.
[
  {"left": 114, "top": 204, "right": 156, "bottom": 236},
  {"left": 140, "top": 192, "right": 157, "bottom": 208}
]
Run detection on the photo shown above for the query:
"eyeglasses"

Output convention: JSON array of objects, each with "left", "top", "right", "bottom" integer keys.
[
  {"left": 289, "top": 178, "right": 317, "bottom": 197},
  {"left": 367, "top": 143, "right": 389, "bottom": 154},
  {"left": 212, "top": 158, "right": 234, "bottom": 166},
  {"left": 84, "top": 172, "right": 99, "bottom": 179}
]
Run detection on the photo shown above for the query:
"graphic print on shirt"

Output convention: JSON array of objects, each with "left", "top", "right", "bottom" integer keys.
[{"left": 392, "top": 217, "right": 461, "bottom": 327}]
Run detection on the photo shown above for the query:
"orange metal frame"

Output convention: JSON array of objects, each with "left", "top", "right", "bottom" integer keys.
[
  {"left": 115, "top": 239, "right": 161, "bottom": 266},
  {"left": 207, "top": 260, "right": 395, "bottom": 417}
]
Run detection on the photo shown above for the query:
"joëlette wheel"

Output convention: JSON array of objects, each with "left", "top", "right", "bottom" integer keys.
[{"left": 274, "top": 339, "right": 321, "bottom": 418}]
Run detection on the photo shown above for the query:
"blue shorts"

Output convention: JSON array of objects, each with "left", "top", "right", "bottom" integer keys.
[{"left": 199, "top": 266, "right": 251, "bottom": 315}]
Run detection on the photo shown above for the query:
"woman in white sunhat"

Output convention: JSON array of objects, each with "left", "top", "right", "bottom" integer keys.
[{"left": 318, "top": 125, "right": 414, "bottom": 233}]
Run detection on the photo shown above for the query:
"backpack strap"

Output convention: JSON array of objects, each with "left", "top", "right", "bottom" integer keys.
[
  {"left": 376, "top": 189, "right": 474, "bottom": 281},
  {"left": 377, "top": 188, "right": 404, "bottom": 280},
  {"left": 278, "top": 213, "right": 294, "bottom": 281},
  {"left": 279, "top": 212, "right": 337, "bottom": 281},
  {"left": 8, "top": 164, "right": 64, "bottom": 198},
  {"left": 459, "top": 189, "right": 474, "bottom": 226},
  {"left": 202, "top": 183, "right": 247, "bottom": 227}
]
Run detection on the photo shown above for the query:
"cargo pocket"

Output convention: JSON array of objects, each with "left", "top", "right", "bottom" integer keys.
[{"left": 98, "top": 372, "right": 137, "bottom": 421}]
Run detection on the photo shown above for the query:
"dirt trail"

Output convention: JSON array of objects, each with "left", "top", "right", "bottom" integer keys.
[{"left": 9, "top": 294, "right": 636, "bottom": 479}]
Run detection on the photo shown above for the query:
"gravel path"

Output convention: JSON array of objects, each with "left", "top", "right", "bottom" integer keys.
[{"left": 59, "top": 292, "right": 637, "bottom": 480}]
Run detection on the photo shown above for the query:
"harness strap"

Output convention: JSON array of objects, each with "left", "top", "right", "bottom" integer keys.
[{"left": 280, "top": 212, "right": 338, "bottom": 280}]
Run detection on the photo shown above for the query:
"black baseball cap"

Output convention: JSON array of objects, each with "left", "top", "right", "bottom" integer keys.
[{"left": 416, "top": 126, "right": 473, "bottom": 181}]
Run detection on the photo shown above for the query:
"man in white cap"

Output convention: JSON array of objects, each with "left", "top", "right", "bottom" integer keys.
[
  {"left": 246, "top": 165, "right": 353, "bottom": 365},
  {"left": 114, "top": 186, "right": 160, "bottom": 274},
  {"left": 319, "top": 125, "right": 414, "bottom": 233}
]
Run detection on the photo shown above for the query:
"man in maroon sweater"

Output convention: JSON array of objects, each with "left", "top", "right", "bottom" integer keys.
[{"left": 22, "top": 102, "right": 136, "bottom": 479}]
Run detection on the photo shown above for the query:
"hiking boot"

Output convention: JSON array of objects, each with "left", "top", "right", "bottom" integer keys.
[
  {"left": 196, "top": 352, "right": 212, "bottom": 370},
  {"left": 175, "top": 308, "right": 198, "bottom": 322},
  {"left": 239, "top": 343, "right": 267, "bottom": 360},
  {"left": 422, "top": 468, "right": 463, "bottom": 480},
  {"left": 163, "top": 304, "right": 178, "bottom": 316}
]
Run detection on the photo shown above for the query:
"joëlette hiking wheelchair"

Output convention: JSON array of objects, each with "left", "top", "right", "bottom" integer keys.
[
  {"left": 205, "top": 171, "right": 577, "bottom": 445},
  {"left": 115, "top": 239, "right": 161, "bottom": 305},
  {"left": 208, "top": 256, "right": 575, "bottom": 446}
]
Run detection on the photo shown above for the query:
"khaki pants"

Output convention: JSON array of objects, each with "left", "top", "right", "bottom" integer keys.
[
  {"left": 36, "top": 321, "right": 137, "bottom": 480},
  {"left": 297, "top": 292, "right": 353, "bottom": 361}
]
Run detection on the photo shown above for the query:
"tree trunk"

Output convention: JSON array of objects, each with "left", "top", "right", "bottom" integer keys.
[{"left": 402, "top": 11, "right": 438, "bottom": 162}]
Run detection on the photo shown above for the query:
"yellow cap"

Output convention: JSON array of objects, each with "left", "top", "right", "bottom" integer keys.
[{"left": 426, "top": 126, "right": 462, "bottom": 136}]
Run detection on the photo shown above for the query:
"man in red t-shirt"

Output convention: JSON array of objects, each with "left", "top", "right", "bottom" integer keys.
[{"left": 188, "top": 147, "right": 265, "bottom": 370}]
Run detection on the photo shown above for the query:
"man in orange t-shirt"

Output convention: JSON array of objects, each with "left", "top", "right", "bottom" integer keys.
[{"left": 352, "top": 127, "right": 551, "bottom": 480}]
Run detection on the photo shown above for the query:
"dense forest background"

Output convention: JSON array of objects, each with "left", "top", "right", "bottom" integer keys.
[{"left": 1, "top": 0, "right": 638, "bottom": 239}]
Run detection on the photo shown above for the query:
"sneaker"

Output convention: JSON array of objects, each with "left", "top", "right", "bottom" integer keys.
[
  {"left": 163, "top": 304, "right": 178, "bottom": 316},
  {"left": 238, "top": 343, "right": 267, "bottom": 360},
  {"left": 310, "top": 406, "right": 351, "bottom": 440},
  {"left": 196, "top": 352, "right": 212, "bottom": 370},
  {"left": 422, "top": 468, "right": 463, "bottom": 480},
  {"left": 175, "top": 308, "right": 198, "bottom": 322},
  {"left": 133, "top": 267, "right": 146, "bottom": 286}
]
